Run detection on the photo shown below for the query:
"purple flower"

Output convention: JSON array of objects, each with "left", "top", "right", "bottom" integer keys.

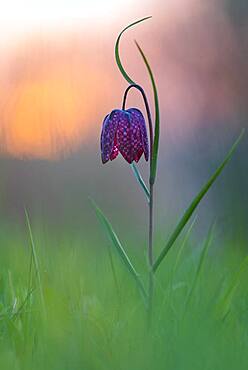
[{"left": 101, "top": 108, "right": 149, "bottom": 164}]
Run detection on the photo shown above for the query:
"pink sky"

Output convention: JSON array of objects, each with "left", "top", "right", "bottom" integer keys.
[{"left": 0, "top": 0, "right": 246, "bottom": 158}]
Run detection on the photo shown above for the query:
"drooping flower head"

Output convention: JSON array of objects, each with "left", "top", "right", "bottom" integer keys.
[{"left": 101, "top": 108, "right": 149, "bottom": 164}]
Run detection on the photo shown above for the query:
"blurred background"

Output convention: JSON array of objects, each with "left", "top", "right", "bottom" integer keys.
[{"left": 0, "top": 0, "right": 247, "bottom": 247}]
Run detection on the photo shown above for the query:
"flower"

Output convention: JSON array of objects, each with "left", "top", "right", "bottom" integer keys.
[{"left": 101, "top": 108, "right": 149, "bottom": 164}]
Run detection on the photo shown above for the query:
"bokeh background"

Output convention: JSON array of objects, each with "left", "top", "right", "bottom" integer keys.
[{"left": 0, "top": 0, "right": 247, "bottom": 247}]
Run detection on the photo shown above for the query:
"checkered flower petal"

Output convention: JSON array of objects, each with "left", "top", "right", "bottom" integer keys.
[
  {"left": 116, "top": 112, "right": 136, "bottom": 164},
  {"left": 127, "top": 108, "right": 149, "bottom": 162},
  {"left": 100, "top": 108, "right": 149, "bottom": 164},
  {"left": 101, "top": 110, "right": 123, "bottom": 163}
]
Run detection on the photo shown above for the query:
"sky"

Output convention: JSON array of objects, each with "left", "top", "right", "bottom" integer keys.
[
  {"left": 0, "top": 0, "right": 247, "bottom": 233},
  {"left": 0, "top": 0, "right": 247, "bottom": 159}
]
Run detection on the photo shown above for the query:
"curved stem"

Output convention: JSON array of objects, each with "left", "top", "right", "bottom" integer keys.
[{"left": 122, "top": 84, "right": 154, "bottom": 321}]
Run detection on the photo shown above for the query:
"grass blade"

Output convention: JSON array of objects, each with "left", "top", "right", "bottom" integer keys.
[
  {"left": 135, "top": 41, "right": 160, "bottom": 185},
  {"left": 184, "top": 222, "right": 215, "bottom": 313},
  {"left": 153, "top": 129, "right": 245, "bottom": 273},
  {"left": 115, "top": 16, "right": 151, "bottom": 85},
  {"left": 170, "top": 216, "right": 197, "bottom": 292},
  {"left": 106, "top": 244, "right": 120, "bottom": 296},
  {"left": 131, "top": 163, "right": 150, "bottom": 202},
  {"left": 160, "top": 216, "right": 197, "bottom": 317},
  {"left": 90, "top": 199, "right": 148, "bottom": 302},
  {"left": 25, "top": 208, "right": 46, "bottom": 315},
  {"left": 13, "top": 288, "right": 35, "bottom": 320},
  {"left": 216, "top": 255, "right": 248, "bottom": 320}
]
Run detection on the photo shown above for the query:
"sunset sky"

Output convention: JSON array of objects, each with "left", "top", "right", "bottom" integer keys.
[{"left": 0, "top": 0, "right": 247, "bottom": 159}]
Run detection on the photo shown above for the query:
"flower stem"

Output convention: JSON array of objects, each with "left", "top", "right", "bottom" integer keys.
[
  {"left": 122, "top": 84, "right": 154, "bottom": 322},
  {"left": 122, "top": 84, "right": 153, "bottom": 152},
  {"left": 148, "top": 181, "right": 154, "bottom": 325}
]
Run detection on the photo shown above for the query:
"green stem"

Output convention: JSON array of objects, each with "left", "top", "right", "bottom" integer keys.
[
  {"left": 122, "top": 84, "right": 153, "bottom": 150},
  {"left": 122, "top": 83, "right": 154, "bottom": 321},
  {"left": 148, "top": 182, "right": 154, "bottom": 324}
]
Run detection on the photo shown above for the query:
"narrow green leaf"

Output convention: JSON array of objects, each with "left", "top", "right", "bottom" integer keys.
[
  {"left": 115, "top": 18, "right": 160, "bottom": 184},
  {"left": 135, "top": 41, "right": 160, "bottom": 185},
  {"left": 167, "top": 216, "right": 197, "bottom": 311},
  {"left": 184, "top": 222, "right": 215, "bottom": 313},
  {"left": 131, "top": 163, "right": 150, "bottom": 202},
  {"left": 170, "top": 216, "right": 197, "bottom": 289},
  {"left": 25, "top": 209, "right": 40, "bottom": 282},
  {"left": 90, "top": 198, "right": 148, "bottom": 301},
  {"left": 25, "top": 208, "right": 46, "bottom": 315},
  {"left": 153, "top": 129, "right": 245, "bottom": 273},
  {"left": 115, "top": 16, "right": 152, "bottom": 85},
  {"left": 216, "top": 255, "right": 248, "bottom": 320},
  {"left": 106, "top": 244, "right": 120, "bottom": 296},
  {"left": 13, "top": 288, "right": 35, "bottom": 320}
]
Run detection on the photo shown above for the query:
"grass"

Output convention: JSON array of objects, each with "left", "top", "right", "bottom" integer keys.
[{"left": 0, "top": 222, "right": 248, "bottom": 370}]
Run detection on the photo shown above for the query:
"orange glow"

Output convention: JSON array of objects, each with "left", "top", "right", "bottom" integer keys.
[
  {"left": 0, "top": 0, "right": 245, "bottom": 160},
  {"left": 3, "top": 70, "right": 88, "bottom": 159},
  {"left": 0, "top": 36, "right": 111, "bottom": 159}
]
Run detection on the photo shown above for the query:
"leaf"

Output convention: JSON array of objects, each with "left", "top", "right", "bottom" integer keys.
[
  {"left": 115, "top": 18, "right": 160, "bottom": 184},
  {"left": 153, "top": 129, "right": 245, "bottom": 273},
  {"left": 216, "top": 255, "right": 248, "bottom": 320},
  {"left": 25, "top": 208, "right": 46, "bottom": 315},
  {"left": 115, "top": 16, "right": 152, "bottom": 85},
  {"left": 12, "top": 288, "right": 35, "bottom": 320},
  {"left": 184, "top": 222, "right": 215, "bottom": 313},
  {"left": 166, "top": 216, "right": 197, "bottom": 314},
  {"left": 170, "top": 216, "right": 197, "bottom": 289},
  {"left": 90, "top": 198, "right": 148, "bottom": 301},
  {"left": 135, "top": 41, "right": 160, "bottom": 185},
  {"left": 131, "top": 163, "right": 150, "bottom": 202}
]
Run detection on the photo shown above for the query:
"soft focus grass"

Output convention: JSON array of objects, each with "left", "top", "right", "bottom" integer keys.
[{"left": 0, "top": 222, "right": 248, "bottom": 370}]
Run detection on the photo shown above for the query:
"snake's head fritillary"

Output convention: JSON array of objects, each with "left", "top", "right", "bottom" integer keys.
[{"left": 100, "top": 108, "right": 149, "bottom": 164}]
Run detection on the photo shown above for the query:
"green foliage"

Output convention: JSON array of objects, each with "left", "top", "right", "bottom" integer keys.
[
  {"left": 216, "top": 255, "right": 248, "bottom": 320},
  {"left": 134, "top": 41, "right": 160, "bottom": 184},
  {"left": 0, "top": 226, "right": 248, "bottom": 370},
  {"left": 153, "top": 130, "right": 245, "bottom": 273},
  {"left": 184, "top": 222, "right": 215, "bottom": 313},
  {"left": 115, "top": 16, "right": 151, "bottom": 85},
  {"left": 131, "top": 163, "right": 150, "bottom": 202},
  {"left": 90, "top": 199, "right": 147, "bottom": 302},
  {"left": 25, "top": 209, "right": 45, "bottom": 315}
]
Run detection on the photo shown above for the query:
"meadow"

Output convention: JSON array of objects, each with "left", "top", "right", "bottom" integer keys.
[{"left": 0, "top": 216, "right": 248, "bottom": 370}]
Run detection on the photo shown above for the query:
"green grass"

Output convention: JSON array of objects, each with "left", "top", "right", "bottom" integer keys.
[{"left": 0, "top": 223, "right": 248, "bottom": 370}]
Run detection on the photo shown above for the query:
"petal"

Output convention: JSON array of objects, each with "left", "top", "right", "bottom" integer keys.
[
  {"left": 134, "top": 146, "right": 144, "bottom": 162},
  {"left": 100, "top": 110, "right": 123, "bottom": 163},
  {"left": 130, "top": 115, "right": 144, "bottom": 162},
  {"left": 127, "top": 108, "right": 149, "bottom": 161},
  {"left": 110, "top": 135, "right": 119, "bottom": 161},
  {"left": 116, "top": 111, "right": 134, "bottom": 164}
]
